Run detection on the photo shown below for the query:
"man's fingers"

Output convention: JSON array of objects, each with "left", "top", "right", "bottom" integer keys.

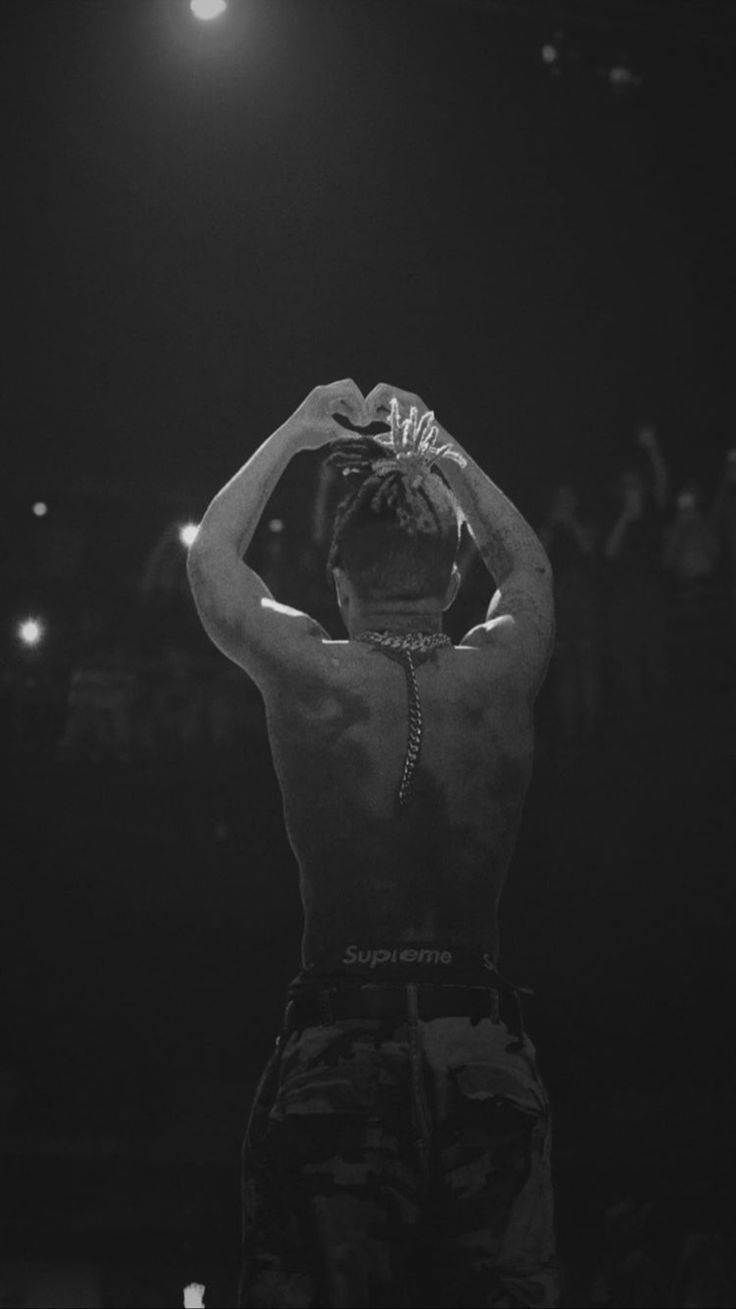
[
  {"left": 365, "top": 382, "right": 398, "bottom": 416},
  {"left": 415, "top": 409, "right": 435, "bottom": 445},
  {"left": 329, "top": 378, "right": 368, "bottom": 424},
  {"left": 366, "top": 384, "right": 425, "bottom": 421},
  {"left": 366, "top": 389, "right": 402, "bottom": 433},
  {"left": 332, "top": 412, "right": 362, "bottom": 432}
]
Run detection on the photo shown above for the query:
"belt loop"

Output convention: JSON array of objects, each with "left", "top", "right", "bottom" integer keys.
[
  {"left": 468, "top": 987, "right": 499, "bottom": 1026},
  {"left": 278, "top": 1004, "right": 289, "bottom": 1047},
  {"left": 281, "top": 998, "right": 299, "bottom": 1043},
  {"left": 318, "top": 987, "right": 334, "bottom": 1027},
  {"left": 504, "top": 988, "right": 525, "bottom": 1051}
]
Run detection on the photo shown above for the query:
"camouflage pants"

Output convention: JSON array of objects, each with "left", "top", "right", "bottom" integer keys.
[{"left": 239, "top": 981, "right": 559, "bottom": 1308}]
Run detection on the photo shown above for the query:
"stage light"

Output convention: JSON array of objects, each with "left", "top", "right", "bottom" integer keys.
[
  {"left": 191, "top": 0, "right": 227, "bottom": 20},
  {"left": 18, "top": 618, "right": 44, "bottom": 648},
  {"left": 32, "top": 502, "right": 48, "bottom": 517},
  {"left": 180, "top": 523, "right": 200, "bottom": 547}
]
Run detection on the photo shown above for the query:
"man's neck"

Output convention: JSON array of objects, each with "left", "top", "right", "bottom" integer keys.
[{"left": 348, "top": 607, "right": 443, "bottom": 639}]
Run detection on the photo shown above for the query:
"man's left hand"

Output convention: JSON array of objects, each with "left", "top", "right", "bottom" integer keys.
[{"left": 286, "top": 380, "right": 369, "bottom": 451}]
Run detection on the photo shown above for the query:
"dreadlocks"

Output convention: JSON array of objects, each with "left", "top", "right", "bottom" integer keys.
[{"left": 325, "top": 436, "right": 462, "bottom": 602}]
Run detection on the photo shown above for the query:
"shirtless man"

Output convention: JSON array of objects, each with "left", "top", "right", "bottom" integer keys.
[{"left": 187, "top": 380, "right": 559, "bottom": 1308}]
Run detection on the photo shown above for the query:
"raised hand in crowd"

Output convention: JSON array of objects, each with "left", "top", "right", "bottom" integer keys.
[
  {"left": 603, "top": 471, "right": 646, "bottom": 560},
  {"left": 635, "top": 422, "right": 669, "bottom": 509}
]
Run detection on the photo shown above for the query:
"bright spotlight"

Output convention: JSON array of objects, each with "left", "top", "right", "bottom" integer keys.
[
  {"left": 180, "top": 523, "right": 200, "bottom": 547},
  {"left": 191, "top": 0, "right": 227, "bottom": 20},
  {"left": 32, "top": 501, "right": 49, "bottom": 517},
  {"left": 18, "top": 618, "right": 44, "bottom": 647}
]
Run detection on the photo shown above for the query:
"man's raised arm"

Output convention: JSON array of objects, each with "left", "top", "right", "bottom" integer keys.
[
  {"left": 186, "top": 379, "right": 367, "bottom": 687},
  {"left": 445, "top": 437, "right": 554, "bottom": 692},
  {"left": 365, "top": 383, "right": 554, "bottom": 696},
  {"left": 441, "top": 434, "right": 554, "bottom": 685}
]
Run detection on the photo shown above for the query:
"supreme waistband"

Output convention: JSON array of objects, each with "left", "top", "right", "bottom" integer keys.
[{"left": 301, "top": 942, "right": 503, "bottom": 988}]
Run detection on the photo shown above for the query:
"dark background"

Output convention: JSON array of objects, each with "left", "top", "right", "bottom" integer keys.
[{"left": 2, "top": 1, "right": 736, "bottom": 1305}]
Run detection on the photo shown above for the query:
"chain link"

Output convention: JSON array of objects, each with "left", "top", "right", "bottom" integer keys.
[
  {"left": 399, "top": 652, "right": 421, "bottom": 806},
  {"left": 355, "top": 630, "right": 454, "bottom": 810}
]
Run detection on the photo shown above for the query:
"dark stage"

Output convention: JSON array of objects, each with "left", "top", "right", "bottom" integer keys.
[{"left": 3, "top": 1, "right": 736, "bottom": 1305}]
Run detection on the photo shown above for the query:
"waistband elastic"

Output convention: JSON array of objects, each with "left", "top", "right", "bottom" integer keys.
[{"left": 302, "top": 943, "right": 506, "bottom": 989}]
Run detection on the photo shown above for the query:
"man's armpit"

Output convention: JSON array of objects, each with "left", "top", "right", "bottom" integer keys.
[
  {"left": 490, "top": 577, "right": 554, "bottom": 639},
  {"left": 187, "top": 549, "right": 331, "bottom": 684},
  {"left": 464, "top": 578, "right": 554, "bottom": 691}
]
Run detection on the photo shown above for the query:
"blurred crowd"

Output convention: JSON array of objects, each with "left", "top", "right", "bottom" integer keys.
[
  {"left": 3, "top": 426, "right": 736, "bottom": 769},
  {"left": 528, "top": 427, "right": 736, "bottom": 753}
]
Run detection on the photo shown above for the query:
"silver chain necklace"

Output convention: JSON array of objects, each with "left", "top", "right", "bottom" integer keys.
[{"left": 355, "top": 630, "right": 454, "bottom": 809}]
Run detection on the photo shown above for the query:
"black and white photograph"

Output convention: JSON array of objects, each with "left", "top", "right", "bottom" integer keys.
[{"left": 3, "top": 1, "right": 735, "bottom": 1305}]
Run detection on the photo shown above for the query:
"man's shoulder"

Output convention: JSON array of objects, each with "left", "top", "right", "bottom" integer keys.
[
  {"left": 267, "top": 639, "right": 527, "bottom": 722},
  {"left": 261, "top": 639, "right": 371, "bottom": 717}
]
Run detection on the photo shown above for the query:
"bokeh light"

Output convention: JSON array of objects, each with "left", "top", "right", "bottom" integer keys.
[
  {"left": 608, "top": 64, "right": 642, "bottom": 90},
  {"left": 32, "top": 501, "right": 48, "bottom": 517},
  {"left": 191, "top": 0, "right": 227, "bottom": 20},
  {"left": 180, "top": 523, "right": 200, "bottom": 547},
  {"left": 18, "top": 618, "right": 44, "bottom": 647}
]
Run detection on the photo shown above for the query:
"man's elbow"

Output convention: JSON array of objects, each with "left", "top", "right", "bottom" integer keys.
[
  {"left": 186, "top": 541, "right": 220, "bottom": 604},
  {"left": 523, "top": 533, "right": 553, "bottom": 585},
  {"left": 186, "top": 542, "right": 205, "bottom": 585},
  {"left": 532, "top": 551, "right": 554, "bottom": 591},
  {"left": 184, "top": 549, "right": 228, "bottom": 648},
  {"left": 187, "top": 532, "right": 224, "bottom": 571}
]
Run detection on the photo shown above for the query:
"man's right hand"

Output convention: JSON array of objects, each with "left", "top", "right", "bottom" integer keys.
[
  {"left": 286, "top": 379, "right": 369, "bottom": 451},
  {"left": 365, "top": 382, "right": 434, "bottom": 428},
  {"left": 365, "top": 384, "right": 470, "bottom": 472}
]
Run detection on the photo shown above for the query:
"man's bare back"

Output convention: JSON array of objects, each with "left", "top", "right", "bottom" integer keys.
[
  {"left": 186, "top": 383, "right": 559, "bottom": 1308},
  {"left": 262, "top": 638, "right": 534, "bottom": 970},
  {"left": 186, "top": 380, "right": 553, "bottom": 969}
]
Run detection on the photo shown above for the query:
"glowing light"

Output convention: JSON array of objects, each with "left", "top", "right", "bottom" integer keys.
[
  {"left": 32, "top": 501, "right": 48, "bottom": 517},
  {"left": 267, "top": 518, "right": 285, "bottom": 534},
  {"left": 607, "top": 65, "right": 642, "bottom": 90},
  {"left": 18, "top": 618, "right": 44, "bottom": 647},
  {"left": 541, "top": 45, "right": 558, "bottom": 65},
  {"left": 180, "top": 523, "right": 200, "bottom": 547},
  {"left": 191, "top": 0, "right": 227, "bottom": 20}
]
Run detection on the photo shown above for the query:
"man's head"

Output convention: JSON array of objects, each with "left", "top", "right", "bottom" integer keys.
[{"left": 325, "top": 436, "right": 462, "bottom": 632}]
